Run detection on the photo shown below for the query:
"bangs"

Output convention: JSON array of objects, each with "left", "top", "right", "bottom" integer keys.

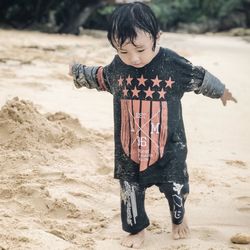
[{"left": 107, "top": 2, "right": 159, "bottom": 50}]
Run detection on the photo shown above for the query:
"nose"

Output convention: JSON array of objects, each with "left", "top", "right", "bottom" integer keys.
[{"left": 130, "top": 54, "right": 140, "bottom": 65}]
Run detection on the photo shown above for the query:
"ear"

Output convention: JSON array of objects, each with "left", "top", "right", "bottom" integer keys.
[{"left": 156, "top": 31, "right": 162, "bottom": 44}]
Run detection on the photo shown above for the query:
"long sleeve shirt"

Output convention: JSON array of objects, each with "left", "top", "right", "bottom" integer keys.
[{"left": 72, "top": 47, "right": 225, "bottom": 185}]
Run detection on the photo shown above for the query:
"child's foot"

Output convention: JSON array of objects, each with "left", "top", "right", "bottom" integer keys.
[
  {"left": 172, "top": 217, "right": 189, "bottom": 240},
  {"left": 121, "top": 229, "right": 145, "bottom": 248}
]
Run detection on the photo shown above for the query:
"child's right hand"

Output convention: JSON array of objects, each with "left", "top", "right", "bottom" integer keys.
[
  {"left": 68, "top": 62, "right": 75, "bottom": 76},
  {"left": 69, "top": 59, "right": 81, "bottom": 77},
  {"left": 68, "top": 62, "right": 89, "bottom": 89}
]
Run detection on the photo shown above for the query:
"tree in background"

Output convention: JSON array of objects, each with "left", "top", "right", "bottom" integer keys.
[
  {"left": 0, "top": 0, "right": 103, "bottom": 33},
  {"left": 149, "top": 0, "right": 250, "bottom": 32},
  {"left": 0, "top": 0, "right": 249, "bottom": 33}
]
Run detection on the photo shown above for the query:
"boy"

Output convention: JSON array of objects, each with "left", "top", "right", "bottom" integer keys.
[{"left": 69, "top": 2, "right": 237, "bottom": 248}]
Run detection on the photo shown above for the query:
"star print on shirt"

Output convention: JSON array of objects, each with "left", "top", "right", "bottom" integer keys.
[
  {"left": 165, "top": 77, "right": 175, "bottom": 88},
  {"left": 126, "top": 75, "right": 133, "bottom": 86},
  {"left": 137, "top": 75, "right": 147, "bottom": 86},
  {"left": 152, "top": 75, "right": 162, "bottom": 87},
  {"left": 158, "top": 88, "right": 166, "bottom": 99},
  {"left": 145, "top": 87, "right": 154, "bottom": 98},
  {"left": 132, "top": 87, "right": 140, "bottom": 97},
  {"left": 123, "top": 88, "right": 129, "bottom": 97},
  {"left": 118, "top": 76, "right": 123, "bottom": 86}
]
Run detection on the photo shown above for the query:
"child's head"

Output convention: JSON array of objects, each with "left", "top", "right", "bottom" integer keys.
[{"left": 107, "top": 2, "right": 161, "bottom": 68}]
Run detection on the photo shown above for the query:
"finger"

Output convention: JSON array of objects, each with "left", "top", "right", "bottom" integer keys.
[
  {"left": 231, "top": 96, "right": 238, "bottom": 103},
  {"left": 221, "top": 98, "right": 226, "bottom": 106}
]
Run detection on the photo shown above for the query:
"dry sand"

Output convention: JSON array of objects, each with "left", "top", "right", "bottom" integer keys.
[{"left": 0, "top": 29, "right": 249, "bottom": 250}]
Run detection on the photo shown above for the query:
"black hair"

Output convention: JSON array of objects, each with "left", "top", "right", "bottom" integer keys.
[{"left": 107, "top": 2, "right": 160, "bottom": 51}]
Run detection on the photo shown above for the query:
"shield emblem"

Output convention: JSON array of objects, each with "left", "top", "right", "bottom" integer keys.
[{"left": 121, "top": 99, "right": 168, "bottom": 172}]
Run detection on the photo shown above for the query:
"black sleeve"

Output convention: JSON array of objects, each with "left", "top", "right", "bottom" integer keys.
[
  {"left": 176, "top": 56, "right": 225, "bottom": 98},
  {"left": 194, "top": 70, "right": 225, "bottom": 98},
  {"left": 72, "top": 64, "right": 112, "bottom": 93}
]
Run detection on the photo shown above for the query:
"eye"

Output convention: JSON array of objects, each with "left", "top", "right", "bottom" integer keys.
[
  {"left": 120, "top": 51, "right": 127, "bottom": 54},
  {"left": 137, "top": 49, "right": 145, "bottom": 53}
]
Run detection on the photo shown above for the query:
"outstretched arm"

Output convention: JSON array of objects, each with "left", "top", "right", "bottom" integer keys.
[
  {"left": 177, "top": 55, "right": 237, "bottom": 106},
  {"left": 193, "top": 70, "right": 237, "bottom": 106},
  {"left": 68, "top": 62, "right": 111, "bottom": 92}
]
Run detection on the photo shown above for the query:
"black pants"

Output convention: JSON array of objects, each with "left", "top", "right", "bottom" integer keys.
[{"left": 120, "top": 180, "right": 189, "bottom": 234}]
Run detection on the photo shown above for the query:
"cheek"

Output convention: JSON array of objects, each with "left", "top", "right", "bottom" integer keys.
[
  {"left": 140, "top": 53, "right": 150, "bottom": 63},
  {"left": 119, "top": 54, "right": 129, "bottom": 63}
]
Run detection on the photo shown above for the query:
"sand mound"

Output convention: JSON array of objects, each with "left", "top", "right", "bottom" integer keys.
[
  {"left": 0, "top": 96, "right": 114, "bottom": 169},
  {"left": 0, "top": 97, "right": 114, "bottom": 250},
  {"left": 0, "top": 97, "right": 84, "bottom": 150}
]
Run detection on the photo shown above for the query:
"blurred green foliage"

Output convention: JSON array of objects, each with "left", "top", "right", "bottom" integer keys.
[
  {"left": 92, "top": 0, "right": 249, "bottom": 32},
  {"left": 0, "top": 0, "right": 98, "bottom": 30},
  {"left": 97, "top": 5, "right": 116, "bottom": 15},
  {"left": 0, "top": 0, "right": 249, "bottom": 33},
  {"left": 148, "top": 0, "right": 249, "bottom": 30}
]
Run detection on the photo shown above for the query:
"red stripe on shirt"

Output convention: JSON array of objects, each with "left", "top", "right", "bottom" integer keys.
[{"left": 96, "top": 67, "right": 107, "bottom": 91}]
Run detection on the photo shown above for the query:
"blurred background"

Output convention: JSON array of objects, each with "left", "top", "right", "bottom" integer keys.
[
  {"left": 0, "top": 1, "right": 250, "bottom": 250},
  {"left": 0, "top": 0, "right": 250, "bottom": 35}
]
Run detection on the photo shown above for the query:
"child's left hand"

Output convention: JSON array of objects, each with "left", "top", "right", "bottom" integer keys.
[{"left": 220, "top": 88, "right": 237, "bottom": 106}]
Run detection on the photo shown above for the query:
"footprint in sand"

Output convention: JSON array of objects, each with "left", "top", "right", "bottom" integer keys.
[
  {"left": 97, "top": 166, "right": 112, "bottom": 175},
  {"left": 225, "top": 160, "right": 247, "bottom": 169},
  {"left": 46, "top": 198, "right": 81, "bottom": 219},
  {"left": 22, "top": 82, "right": 48, "bottom": 91},
  {"left": 147, "top": 220, "right": 165, "bottom": 234},
  {"left": 192, "top": 227, "right": 218, "bottom": 241},
  {"left": 236, "top": 196, "right": 250, "bottom": 213},
  {"left": 0, "top": 188, "right": 13, "bottom": 199}
]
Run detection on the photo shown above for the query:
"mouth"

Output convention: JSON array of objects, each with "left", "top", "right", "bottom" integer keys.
[{"left": 132, "top": 63, "right": 144, "bottom": 68}]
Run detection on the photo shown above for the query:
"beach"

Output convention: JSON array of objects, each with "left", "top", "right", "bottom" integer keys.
[{"left": 0, "top": 29, "right": 249, "bottom": 250}]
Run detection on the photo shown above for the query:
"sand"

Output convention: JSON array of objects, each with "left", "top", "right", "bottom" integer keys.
[{"left": 0, "top": 29, "right": 249, "bottom": 250}]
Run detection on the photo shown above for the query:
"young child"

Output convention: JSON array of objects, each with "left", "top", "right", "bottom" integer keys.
[{"left": 69, "top": 2, "right": 237, "bottom": 248}]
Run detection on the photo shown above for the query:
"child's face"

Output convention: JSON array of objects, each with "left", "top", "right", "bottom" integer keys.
[{"left": 116, "top": 30, "right": 160, "bottom": 68}]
